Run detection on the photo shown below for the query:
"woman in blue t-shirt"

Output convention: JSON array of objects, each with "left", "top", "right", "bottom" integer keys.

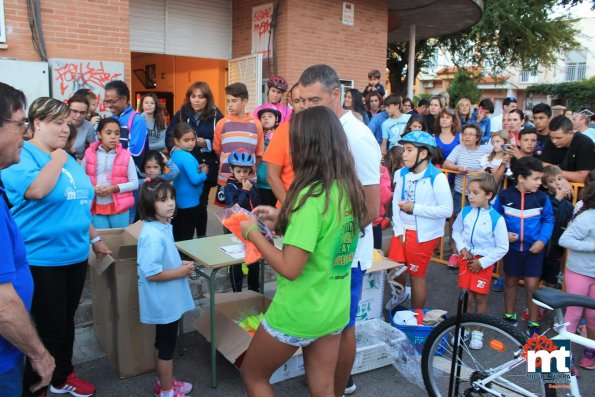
[{"left": 2, "top": 97, "right": 110, "bottom": 397}]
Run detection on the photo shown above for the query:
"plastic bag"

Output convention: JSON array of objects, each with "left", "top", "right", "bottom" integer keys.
[
  {"left": 357, "top": 320, "right": 425, "bottom": 390},
  {"left": 216, "top": 204, "right": 273, "bottom": 264}
]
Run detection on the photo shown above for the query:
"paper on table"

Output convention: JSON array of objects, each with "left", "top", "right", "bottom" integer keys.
[{"left": 220, "top": 243, "right": 246, "bottom": 259}]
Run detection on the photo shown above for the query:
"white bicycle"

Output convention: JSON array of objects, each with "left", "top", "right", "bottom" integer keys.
[{"left": 422, "top": 287, "right": 595, "bottom": 396}]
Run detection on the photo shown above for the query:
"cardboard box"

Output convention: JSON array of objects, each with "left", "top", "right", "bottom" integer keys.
[
  {"left": 357, "top": 257, "right": 405, "bottom": 321},
  {"left": 193, "top": 291, "right": 303, "bottom": 384},
  {"left": 90, "top": 222, "right": 156, "bottom": 378}
]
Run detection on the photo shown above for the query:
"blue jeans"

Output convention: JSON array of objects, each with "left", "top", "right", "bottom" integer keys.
[
  {"left": 0, "top": 358, "right": 24, "bottom": 396},
  {"left": 92, "top": 211, "right": 129, "bottom": 229}
]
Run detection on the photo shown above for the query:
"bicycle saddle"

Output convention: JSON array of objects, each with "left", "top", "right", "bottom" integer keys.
[{"left": 533, "top": 287, "right": 595, "bottom": 310}]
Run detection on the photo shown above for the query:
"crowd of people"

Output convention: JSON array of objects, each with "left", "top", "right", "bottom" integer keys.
[{"left": 1, "top": 62, "right": 595, "bottom": 397}]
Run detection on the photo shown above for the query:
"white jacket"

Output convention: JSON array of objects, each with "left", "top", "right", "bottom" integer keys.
[
  {"left": 452, "top": 205, "right": 509, "bottom": 268},
  {"left": 392, "top": 164, "right": 453, "bottom": 243}
]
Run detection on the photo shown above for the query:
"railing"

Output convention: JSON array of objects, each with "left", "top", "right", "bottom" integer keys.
[{"left": 431, "top": 168, "right": 585, "bottom": 267}]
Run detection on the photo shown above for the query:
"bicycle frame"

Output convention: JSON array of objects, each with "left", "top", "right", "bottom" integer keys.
[{"left": 460, "top": 303, "right": 594, "bottom": 397}]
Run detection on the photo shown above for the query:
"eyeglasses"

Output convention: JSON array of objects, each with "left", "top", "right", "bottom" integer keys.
[
  {"left": 69, "top": 109, "right": 88, "bottom": 116},
  {"left": 2, "top": 118, "right": 29, "bottom": 130},
  {"left": 103, "top": 97, "right": 123, "bottom": 105}
]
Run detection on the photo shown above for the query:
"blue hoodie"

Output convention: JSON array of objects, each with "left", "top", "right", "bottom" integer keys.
[{"left": 492, "top": 187, "right": 554, "bottom": 251}]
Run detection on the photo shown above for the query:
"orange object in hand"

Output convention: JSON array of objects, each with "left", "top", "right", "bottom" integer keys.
[{"left": 221, "top": 213, "right": 262, "bottom": 264}]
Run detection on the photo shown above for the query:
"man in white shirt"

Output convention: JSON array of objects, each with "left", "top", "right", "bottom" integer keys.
[
  {"left": 299, "top": 64, "right": 381, "bottom": 397},
  {"left": 573, "top": 112, "right": 595, "bottom": 142},
  {"left": 491, "top": 97, "right": 518, "bottom": 132}
]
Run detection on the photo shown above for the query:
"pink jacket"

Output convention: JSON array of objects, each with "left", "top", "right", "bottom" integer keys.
[
  {"left": 374, "top": 166, "right": 393, "bottom": 225},
  {"left": 84, "top": 141, "right": 135, "bottom": 213}
]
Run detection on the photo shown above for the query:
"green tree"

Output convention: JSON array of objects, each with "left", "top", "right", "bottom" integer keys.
[
  {"left": 527, "top": 77, "right": 595, "bottom": 110},
  {"left": 448, "top": 70, "right": 482, "bottom": 107},
  {"left": 387, "top": 0, "right": 581, "bottom": 95}
]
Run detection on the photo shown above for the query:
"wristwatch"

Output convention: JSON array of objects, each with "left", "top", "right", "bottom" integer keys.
[{"left": 90, "top": 236, "right": 102, "bottom": 244}]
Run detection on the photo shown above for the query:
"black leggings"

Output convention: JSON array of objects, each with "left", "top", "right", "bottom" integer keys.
[
  {"left": 173, "top": 205, "right": 201, "bottom": 242},
  {"left": 155, "top": 320, "right": 179, "bottom": 361},
  {"left": 196, "top": 184, "right": 214, "bottom": 237},
  {"left": 23, "top": 261, "right": 88, "bottom": 396}
]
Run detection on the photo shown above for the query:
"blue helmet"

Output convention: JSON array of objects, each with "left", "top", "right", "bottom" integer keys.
[
  {"left": 398, "top": 130, "right": 436, "bottom": 154},
  {"left": 228, "top": 149, "right": 255, "bottom": 167}
]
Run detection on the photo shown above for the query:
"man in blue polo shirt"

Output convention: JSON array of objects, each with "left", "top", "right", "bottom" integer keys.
[{"left": 0, "top": 83, "right": 54, "bottom": 396}]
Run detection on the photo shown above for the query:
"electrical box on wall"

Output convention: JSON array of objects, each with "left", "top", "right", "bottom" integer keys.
[{"left": 0, "top": 59, "right": 50, "bottom": 107}]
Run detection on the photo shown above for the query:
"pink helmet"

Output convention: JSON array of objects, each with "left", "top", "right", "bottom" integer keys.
[{"left": 266, "top": 75, "right": 288, "bottom": 92}]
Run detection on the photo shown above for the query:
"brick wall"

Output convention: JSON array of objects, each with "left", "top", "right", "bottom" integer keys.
[
  {"left": 1, "top": 0, "right": 131, "bottom": 84},
  {"left": 233, "top": 0, "right": 388, "bottom": 91}
]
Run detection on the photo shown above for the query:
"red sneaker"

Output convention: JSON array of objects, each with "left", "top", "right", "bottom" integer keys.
[
  {"left": 521, "top": 307, "right": 546, "bottom": 322},
  {"left": 49, "top": 372, "right": 95, "bottom": 397}
]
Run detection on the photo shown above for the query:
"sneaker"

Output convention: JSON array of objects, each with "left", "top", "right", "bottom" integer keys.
[
  {"left": 344, "top": 375, "right": 356, "bottom": 395},
  {"left": 578, "top": 348, "right": 595, "bottom": 370},
  {"left": 521, "top": 307, "right": 546, "bottom": 322},
  {"left": 527, "top": 321, "right": 540, "bottom": 337},
  {"left": 469, "top": 330, "right": 484, "bottom": 350},
  {"left": 449, "top": 329, "right": 470, "bottom": 346},
  {"left": 447, "top": 254, "right": 458, "bottom": 268},
  {"left": 49, "top": 372, "right": 96, "bottom": 397},
  {"left": 155, "top": 387, "right": 187, "bottom": 397},
  {"left": 492, "top": 277, "right": 505, "bottom": 292},
  {"left": 154, "top": 379, "right": 193, "bottom": 395},
  {"left": 502, "top": 313, "right": 518, "bottom": 327},
  {"left": 385, "top": 286, "right": 411, "bottom": 311}
]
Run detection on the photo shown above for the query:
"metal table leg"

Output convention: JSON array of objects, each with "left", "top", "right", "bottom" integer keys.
[{"left": 208, "top": 267, "right": 220, "bottom": 388}]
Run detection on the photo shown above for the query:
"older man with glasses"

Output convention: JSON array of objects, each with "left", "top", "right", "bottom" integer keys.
[{"left": 0, "top": 82, "right": 55, "bottom": 397}]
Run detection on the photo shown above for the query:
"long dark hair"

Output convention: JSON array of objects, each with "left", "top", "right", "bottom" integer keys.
[
  {"left": 182, "top": 81, "right": 216, "bottom": 122},
  {"left": 140, "top": 93, "right": 166, "bottom": 130},
  {"left": 435, "top": 108, "right": 461, "bottom": 136},
  {"left": 346, "top": 88, "right": 366, "bottom": 115},
  {"left": 276, "top": 106, "right": 367, "bottom": 235}
]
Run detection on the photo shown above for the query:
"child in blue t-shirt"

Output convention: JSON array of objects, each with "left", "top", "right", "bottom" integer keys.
[
  {"left": 137, "top": 178, "right": 195, "bottom": 397},
  {"left": 224, "top": 149, "right": 260, "bottom": 293},
  {"left": 170, "top": 123, "right": 208, "bottom": 241},
  {"left": 380, "top": 95, "right": 411, "bottom": 155}
]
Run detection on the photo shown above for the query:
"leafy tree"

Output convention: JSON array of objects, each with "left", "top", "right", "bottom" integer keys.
[
  {"left": 387, "top": 0, "right": 581, "bottom": 95},
  {"left": 448, "top": 70, "right": 482, "bottom": 107}
]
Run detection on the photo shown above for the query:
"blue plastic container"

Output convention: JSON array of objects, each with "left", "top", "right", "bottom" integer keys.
[{"left": 388, "top": 308, "right": 447, "bottom": 355}]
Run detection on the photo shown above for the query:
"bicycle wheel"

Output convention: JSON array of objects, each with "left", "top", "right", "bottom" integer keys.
[{"left": 421, "top": 313, "right": 556, "bottom": 397}]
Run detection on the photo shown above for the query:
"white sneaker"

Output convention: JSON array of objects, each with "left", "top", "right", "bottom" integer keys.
[
  {"left": 469, "top": 330, "right": 484, "bottom": 350},
  {"left": 449, "top": 330, "right": 470, "bottom": 346},
  {"left": 385, "top": 280, "right": 411, "bottom": 311}
]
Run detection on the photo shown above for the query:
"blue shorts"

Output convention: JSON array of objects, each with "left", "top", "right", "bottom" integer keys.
[
  {"left": 0, "top": 358, "right": 24, "bottom": 396},
  {"left": 346, "top": 263, "right": 365, "bottom": 329},
  {"left": 503, "top": 249, "right": 544, "bottom": 278},
  {"left": 261, "top": 318, "right": 341, "bottom": 347}
]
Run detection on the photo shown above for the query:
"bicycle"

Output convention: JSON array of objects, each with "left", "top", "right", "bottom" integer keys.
[{"left": 421, "top": 287, "right": 595, "bottom": 396}]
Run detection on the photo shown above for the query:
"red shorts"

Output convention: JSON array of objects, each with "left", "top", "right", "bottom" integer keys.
[
  {"left": 458, "top": 255, "right": 494, "bottom": 295},
  {"left": 387, "top": 230, "right": 440, "bottom": 278}
]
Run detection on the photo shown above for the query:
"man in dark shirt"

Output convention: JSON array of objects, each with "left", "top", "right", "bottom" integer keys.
[
  {"left": 540, "top": 115, "right": 595, "bottom": 183},
  {"left": 532, "top": 103, "right": 551, "bottom": 157}
]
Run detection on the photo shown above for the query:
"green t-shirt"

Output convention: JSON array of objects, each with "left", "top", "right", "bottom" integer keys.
[{"left": 265, "top": 183, "right": 359, "bottom": 338}]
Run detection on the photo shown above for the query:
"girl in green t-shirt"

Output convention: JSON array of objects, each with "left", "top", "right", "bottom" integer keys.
[{"left": 239, "top": 106, "right": 368, "bottom": 397}]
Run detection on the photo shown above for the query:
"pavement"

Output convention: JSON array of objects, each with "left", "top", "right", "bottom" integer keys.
[{"left": 56, "top": 202, "right": 594, "bottom": 397}]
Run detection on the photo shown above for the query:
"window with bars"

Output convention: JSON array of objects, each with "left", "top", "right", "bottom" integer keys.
[
  {"left": 565, "top": 62, "right": 586, "bottom": 81},
  {"left": 520, "top": 70, "right": 538, "bottom": 83}
]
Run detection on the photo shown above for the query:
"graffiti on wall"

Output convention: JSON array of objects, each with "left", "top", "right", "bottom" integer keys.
[
  {"left": 252, "top": 3, "right": 273, "bottom": 58},
  {"left": 49, "top": 59, "right": 125, "bottom": 115}
]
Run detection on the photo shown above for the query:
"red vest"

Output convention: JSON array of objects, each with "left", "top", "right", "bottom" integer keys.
[{"left": 84, "top": 142, "right": 135, "bottom": 213}]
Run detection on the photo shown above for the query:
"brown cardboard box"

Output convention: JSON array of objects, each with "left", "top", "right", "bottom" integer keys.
[{"left": 90, "top": 221, "right": 156, "bottom": 378}]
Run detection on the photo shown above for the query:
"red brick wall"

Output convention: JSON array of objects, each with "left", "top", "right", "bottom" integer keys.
[
  {"left": 1, "top": 0, "right": 131, "bottom": 84},
  {"left": 233, "top": 0, "right": 388, "bottom": 91}
]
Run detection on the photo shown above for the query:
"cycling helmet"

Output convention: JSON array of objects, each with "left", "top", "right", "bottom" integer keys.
[
  {"left": 228, "top": 149, "right": 255, "bottom": 167},
  {"left": 267, "top": 75, "right": 289, "bottom": 92},
  {"left": 257, "top": 106, "right": 282, "bottom": 124},
  {"left": 398, "top": 130, "right": 436, "bottom": 155}
]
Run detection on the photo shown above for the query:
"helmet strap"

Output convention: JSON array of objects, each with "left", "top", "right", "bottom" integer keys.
[{"left": 410, "top": 147, "right": 429, "bottom": 173}]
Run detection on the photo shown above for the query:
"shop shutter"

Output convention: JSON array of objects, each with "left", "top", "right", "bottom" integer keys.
[
  {"left": 228, "top": 54, "right": 263, "bottom": 114},
  {"left": 130, "top": 0, "right": 166, "bottom": 54},
  {"left": 130, "top": 0, "right": 231, "bottom": 59}
]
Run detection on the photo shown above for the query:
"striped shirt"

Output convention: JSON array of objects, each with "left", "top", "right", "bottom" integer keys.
[
  {"left": 446, "top": 144, "right": 492, "bottom": 193},
  {"left": 213, "top": 114, "right": 264, "bottom": 186}
]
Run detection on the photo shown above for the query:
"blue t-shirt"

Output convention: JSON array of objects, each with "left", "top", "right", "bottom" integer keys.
[
  {"left": 137, "top": 221, "right": 195, "bottom": 324},
  {"left": 2, "top": 142, "right": 94, "bottom": 266},
  {"left": 0, "top": 187, "right": 34, "bottom": 374},
  {"left": 382, "top": 114, "right": 411, "bottom": 149},
  {"left": 171, "top": 149, "right": 207, "bottom": 209},
  {"left": 436, "top": 132, "right": 461, "bottom": 161}
]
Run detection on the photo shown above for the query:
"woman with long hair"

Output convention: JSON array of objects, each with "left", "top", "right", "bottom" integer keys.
[
  {"left": 344, "top": 88, "right": 369, "bottom": 124},
  {"left": 435, "top": 108, "right": 461, "bottom": 163},
  {"left": 365, "top": 91, "right": 383, "bottom": 119},
  {"left": 507, "top": 109, "right": 525, "bottom": 145},
  {"left": 139, "top": 93, "right": 167, "bottom": 151},
  {"left": 166, "top": 82, "right": 224, "bottom": 237},
  {"left": 424, "top": 95, "right": 445, "bottom": 135},
  {"left": 238, "top": 106, "right": 367, "bottom": 397}
]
